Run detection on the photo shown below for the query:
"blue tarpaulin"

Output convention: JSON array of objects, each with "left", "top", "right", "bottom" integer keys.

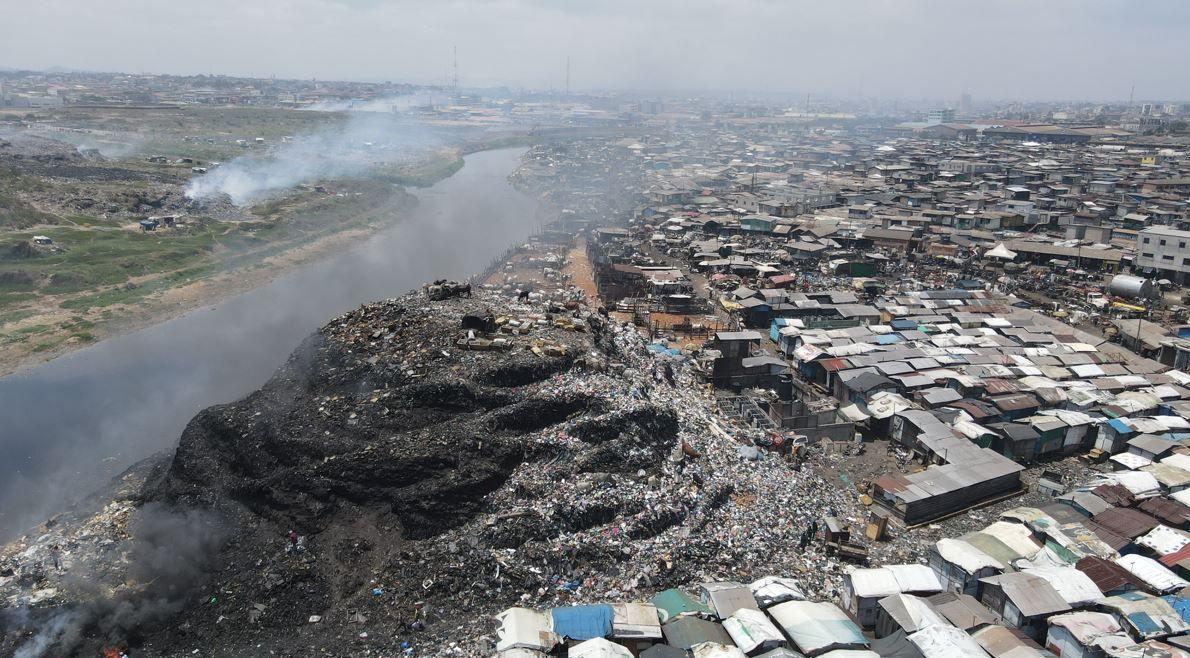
[
  {"left": 551, "top": 604, "right": 614, "bottom": 640},
  {"left": 646, "top": 343, "right": 682, "bottom": 357}
]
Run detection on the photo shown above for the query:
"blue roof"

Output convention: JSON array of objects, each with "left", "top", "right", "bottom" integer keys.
[
  {"left": 551, "top": 604, "right": 613, "bottom": 640},
  {"left": 875, "top": 334, "right": 903, "bottom": 345},
  {"left": 1108, "top": 418, "right": 1133, "bottom": 434},
  {"left": 890, "top": 319, "right": 917, "bottom": 330},
  {"left": 1163, "top": 595, "right": 1190, "bottom": 622},
  {"left": 1127, "top": 612, "right": 1160, "bottom": 636}
]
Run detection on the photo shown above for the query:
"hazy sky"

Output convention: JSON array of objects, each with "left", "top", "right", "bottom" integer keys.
[{"left": 2, "top": 0, "right": 1188, "bottom": 101}]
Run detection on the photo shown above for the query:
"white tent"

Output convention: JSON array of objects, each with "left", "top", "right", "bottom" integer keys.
[{"left": 984, "top": 243, "right": 1018, "bottom": 260}]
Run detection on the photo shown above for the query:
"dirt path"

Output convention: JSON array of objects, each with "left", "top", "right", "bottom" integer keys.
[{"left": 561, "top": 236, "right": 598, "bottom": 302}]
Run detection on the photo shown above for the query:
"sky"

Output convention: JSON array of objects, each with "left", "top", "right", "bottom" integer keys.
[{"left": 1, "top": 0, "right": 1188, "bottom": 101}]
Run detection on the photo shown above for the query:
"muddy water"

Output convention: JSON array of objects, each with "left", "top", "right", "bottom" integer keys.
[{"left": 0, "top": 148, "right": 541, "bottom": 539}]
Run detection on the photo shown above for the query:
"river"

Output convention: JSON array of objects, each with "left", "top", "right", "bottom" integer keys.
[{"left": 0, "top": 147, "right": 541, "bottom": 540}]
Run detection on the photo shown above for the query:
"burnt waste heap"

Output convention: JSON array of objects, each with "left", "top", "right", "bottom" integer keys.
[{"left": 1, "top": 284, "right": 747, "bottom": 656}]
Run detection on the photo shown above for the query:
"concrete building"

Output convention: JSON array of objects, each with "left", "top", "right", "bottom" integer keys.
[
  {"left": 1136, "top": 226, "right": 1190, "bottom": 285},
  {"left": 927, "top": 108, "right": 956, "bottom": 124}
]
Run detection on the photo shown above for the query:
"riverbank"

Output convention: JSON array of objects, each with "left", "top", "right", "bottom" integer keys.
[
  {"left": 0, "top": 147, "right": 540, "bottom": 540},
  {"left": 0, "top": 151, "right": 470, "bottom": 377}
]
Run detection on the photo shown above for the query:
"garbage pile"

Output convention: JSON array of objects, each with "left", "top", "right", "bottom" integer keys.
[{"left": 1, "top": 284, "right": 870, "bottom": 656}]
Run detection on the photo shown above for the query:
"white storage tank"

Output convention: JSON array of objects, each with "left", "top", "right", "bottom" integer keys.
[{"left": 1108, "top": 274, "right": 1156, "bottom": 300}]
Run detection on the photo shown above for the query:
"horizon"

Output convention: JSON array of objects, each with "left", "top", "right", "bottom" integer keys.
[
  {"left": 3, "top": 66, "right": 1186, "bottom": 107},
  {"left": 2, "top": 0, "right": 1188, "bottom": 103}
]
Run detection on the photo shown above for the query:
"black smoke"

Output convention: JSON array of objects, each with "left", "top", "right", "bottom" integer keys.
[{"left": 9, "top": 503, "right": 226, "bottom": 657}]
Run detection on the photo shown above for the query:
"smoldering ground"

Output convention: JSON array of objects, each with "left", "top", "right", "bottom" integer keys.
[{"left": 3, "top": 503, "right": 227, "bottom": 657}]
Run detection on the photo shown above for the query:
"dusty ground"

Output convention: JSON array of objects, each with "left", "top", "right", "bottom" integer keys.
[{"left": 562, "top": 236, "right": 598, "bottom": 302}]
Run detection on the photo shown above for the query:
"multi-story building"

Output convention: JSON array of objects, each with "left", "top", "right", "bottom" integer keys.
[
  {"left": 1136, "top": 226, "right": 1190, "bottom": 284},
  {"left": 927, "top": 108, "right": 956, "bottom": 124}
]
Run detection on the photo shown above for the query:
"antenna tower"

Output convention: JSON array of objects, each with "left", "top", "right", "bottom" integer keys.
[{"left": 452, "top": 46, "right": 459, "bottom": 97}]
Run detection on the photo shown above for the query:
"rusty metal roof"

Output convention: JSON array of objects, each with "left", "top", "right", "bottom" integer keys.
[{"left": 1091, "top": 507, "right": 1160, "bottom": 540}]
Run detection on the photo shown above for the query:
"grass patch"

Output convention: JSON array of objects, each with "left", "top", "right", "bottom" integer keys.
[
  {"left": 371, "top": 153, "right": 465, "bottom": 187},
  {"left": 59, "top": 285, "right": 152, "bottom": 311},
  {"left": 0, "top": 307, "right": 37, "bottom": 324},
  {"left": 0, "top": 227, "right": 217, "bottom": 295},
  {"left": 0, "top": 192, "right": 58, "bottom": 230},
  {"left": 13, "top": 323, "right": 52, "bottom": 335}
]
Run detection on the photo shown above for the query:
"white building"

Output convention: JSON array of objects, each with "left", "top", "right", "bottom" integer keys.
[{"left": 1136, "top": 226, "right": 1190, "bottom": 285}]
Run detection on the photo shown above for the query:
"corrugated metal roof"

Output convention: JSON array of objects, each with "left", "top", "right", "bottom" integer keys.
[
  {"left": 926, "top": 592, "right": 1002, "bottom": 631},
  {"left": 820, "top": 357, "right": 850, "bottom": 372},
  {"left": 971, "top": 624, "right": 1050, "bottom": 658},
  {"left": 978, "top": 572, "right": 1071, "bottom": 618},
  {"left": 661, "top": 617, "right": 733, "bottom": 650},
  {"left": 877, "top": 594, "right": 947, "bottom": 635},
  {"left": 1092, "top": 507, "right": 1160, "bottom": 540},
  {"left": 1138, "top": 498, "right": 1190, "bottom": 527},
  {"left": 1076, "top": 556, "right": 1145, "bottom": 594}
]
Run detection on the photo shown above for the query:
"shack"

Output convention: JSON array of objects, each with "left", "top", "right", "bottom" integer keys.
[
  {"left": 929, "top": 538, "right": 1006, "bottom": 597},
  {"left": 700, "top": 581, "right": 760, "bottom": 620},
  {"left": 842, "top": 565, "right": 942, "bottom": 628},
  {"left": 978, "top": 572, "right": 1071, "bottom": 641},
  {"left": 768, "top": 600, "right": 869, "bottom": 656},
  {"left": 1043, "top": 611, "right": 1132, "bottom": 658},
  {"left": 873, "top": 593, "right": 947, "bottom": 639},
  {"left": 871, "top": 450, "right": 1024, "bottom": 526},
  {"left": 926, "top": 592, "right": 1003, "bottom": 632},
  {"left": 722, "top": 608, "right": 787, "bottom": 654}
]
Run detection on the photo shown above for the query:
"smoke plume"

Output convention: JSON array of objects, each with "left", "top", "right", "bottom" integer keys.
[
  {"left": 10, "top": 503, "right": 227, "bottom": 657},
  {"left": 184, "top": 108, "right": 443, "bottom": 206}
]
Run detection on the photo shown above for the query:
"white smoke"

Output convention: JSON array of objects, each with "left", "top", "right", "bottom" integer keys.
[
  {"left": 12, "top": 610, "right": 82, "bottom": 658},
  {"left": 184, "top": 109, "right": 444, "bottom": 206}
]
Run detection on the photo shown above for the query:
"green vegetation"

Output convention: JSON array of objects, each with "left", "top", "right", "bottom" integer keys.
[
  {"left": 0, "top": 192, "right": 59, "bottom": 230},
  {"left": 371, "top": 151, "right": 465, "bottom": 187},
  {"left": 0, "top": 228, "right": 217, "bottom": 295}
]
